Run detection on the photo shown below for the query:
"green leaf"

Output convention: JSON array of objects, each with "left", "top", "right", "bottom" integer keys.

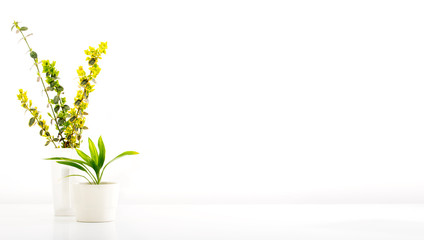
[
  {"left": 29, "top": 117, "right": 35, "bottom": 127},
  {"left": 11, "top": 25, "right": 15, "bottom": 31},
  {"left": 57, "top": 86, "right": 64, "bottom": 92},
  {"left": 112, "top": 151, "right": 139, "bottom": 161},
  {"left": 81, "top": 79, "right": 88, "bottom": 86},
  {"left": 56, "top": 161, "right": 86, "bottom": 172},
  {"left": 63, "top": 105, "right": 70, "bottom": 111},
  {"left": 75, "top": 149, "right": 93, "bottom": 166},
  {"left": 48, "top": 157, "right": 97, "bottom": 183},
  {"left": 88, "top": 138, "right": 99, "bottom": 165},
  {"left": 58, "top": 118, "right": 65, "bottom": 125},
  {"left": 53, "top": 95, "right": 59, "bottom": 104},
  {"left": 88, "top": 58, "right": 96, "bottom": 65},
  {"left": 47, "top": 112, "right": 53, "bottom": 118},
  {"left": 30, "top": 51, "right": 37, "bottom": 59},
  {"left": 45, "top": 157, "right": 88, "bottom": 166},
  {"left": 69, "top": 116, "right": 76, "bottom": 122},
  {"left": 98, "top": 136, "right": 106, "bottom": 169},
  {"left": 20, "top": 26, "right": 28, "bottom": 31},
  {"left": 100, "top": 151, "right": 139, "bottom": 181},
  {"left": 75, "top": 100, "right": 81, "bottom": 106},
  {"left": 39, "top": 130, "right": 43, "bottom": 136},
  {"left": 55, "top": 153, "right": 96, "bottom": 182},
  {"left": 54, "top": 105, "right": 60, "bottom": 113},
  {"left": 45, "top": 141, "right": 50, "bottom": 146}
]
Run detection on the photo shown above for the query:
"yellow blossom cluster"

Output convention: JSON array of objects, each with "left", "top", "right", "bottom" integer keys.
[
  {"left": 17, "top": 89, "right": 54, "bottom": 146},
  {"left": 65, "top": 42, "right": 108, "bottom": 147}
]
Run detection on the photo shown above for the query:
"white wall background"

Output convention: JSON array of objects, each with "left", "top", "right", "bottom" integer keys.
[{"left": 1, "top": 0, "right": 424, "bottom": 204}]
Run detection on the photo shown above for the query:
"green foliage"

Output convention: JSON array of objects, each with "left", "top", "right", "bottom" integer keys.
[
  {"left": 45, "top": 136, "right": 139, "bottom": 184},
  {"left": 17, "top": 89, "right": 56, "bottom": 147},
  {"left": 41, "top": 60, "right": 71, "bottom": 146},
  {"left": 12, "top": 21, "right": 108, "bottom": 148}
]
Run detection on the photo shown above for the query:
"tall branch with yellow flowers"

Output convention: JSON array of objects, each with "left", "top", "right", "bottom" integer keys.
[
  {"left": 65, "top": 42, "right": 108, "bottom": 148},
  {"left": 12, "top": 21, "right": 62, "bottom": 147},
  {"left": 12, "top": 21, "right": 107, "bottom": 148}
]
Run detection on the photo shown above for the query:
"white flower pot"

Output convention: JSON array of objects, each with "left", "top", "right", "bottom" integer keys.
[
  {"left": 74, "top": 182, "right": 120, "bottom": 222},
  {"left": 48, "top": 148, "right": 80, "bottom": 216}
]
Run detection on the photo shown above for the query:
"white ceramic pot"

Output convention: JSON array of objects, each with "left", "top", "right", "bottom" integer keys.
[
  {"left": 74, "top": 182, "right": 120, "bottom": 222},
  {"left": 48, "top": 148, "right": 80, "bottom": 216}
]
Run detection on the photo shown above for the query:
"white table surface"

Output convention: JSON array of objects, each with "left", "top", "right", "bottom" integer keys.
[{"left": 1, "top": 204, "right": 424, "bottom": 239}]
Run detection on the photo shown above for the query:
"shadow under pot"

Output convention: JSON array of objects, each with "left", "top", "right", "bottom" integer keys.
[{"left": 73, "top": 182, "right": 120, "bottom": 222}]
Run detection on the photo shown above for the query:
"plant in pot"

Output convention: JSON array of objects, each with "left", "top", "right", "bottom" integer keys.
[
  {"left": 12, "top": 21, "right": 108, "bottom": 216},
  {"left": 45, "top": 136, "right": 139, "bottom": 222}
]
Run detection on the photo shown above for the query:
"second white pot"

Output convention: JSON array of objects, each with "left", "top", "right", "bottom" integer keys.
[
  {"left": 49, "top": 148, "right": 80, "bottom": 216},
  {"left": 73, "top": 182, "right": 120, "bottom": 222}
]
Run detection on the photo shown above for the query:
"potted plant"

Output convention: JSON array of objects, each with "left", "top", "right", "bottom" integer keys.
[
  {"left": 12, "top": 21, "right": 108, "bottom": 215},
  {"left": 45, "top": 136, "right": 139, "bottom": 222}
]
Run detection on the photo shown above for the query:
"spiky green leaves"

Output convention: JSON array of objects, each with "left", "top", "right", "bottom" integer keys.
[
  {"left": 88, "top": 138, "right": 99, "bottom": 166},
  {"left": 45, "top": 156, "right": 96, "bottom": 184},
  {"left": 98, "top": 136, "right": 106, "bottom": 170},
  {"left": 99, "top": 150, "right": 139, "bottom": 181},
  {"left": 56, "top": 161, "right": 86, "bottom": 171},
  {"left": 44, "top": 136, "right": 139, "bottom": 184}
]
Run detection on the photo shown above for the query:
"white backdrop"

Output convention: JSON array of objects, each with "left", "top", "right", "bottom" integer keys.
[{"left": 1, "top": 0, "right": 424, "bottom": 204}]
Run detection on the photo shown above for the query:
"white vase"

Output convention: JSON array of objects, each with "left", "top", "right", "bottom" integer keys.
[
  {"left": 74, "top": 182, "right": 120, "bottom": 222},
  {"left": 48, "top": 148, "right": 80, "bottom": 216}
]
